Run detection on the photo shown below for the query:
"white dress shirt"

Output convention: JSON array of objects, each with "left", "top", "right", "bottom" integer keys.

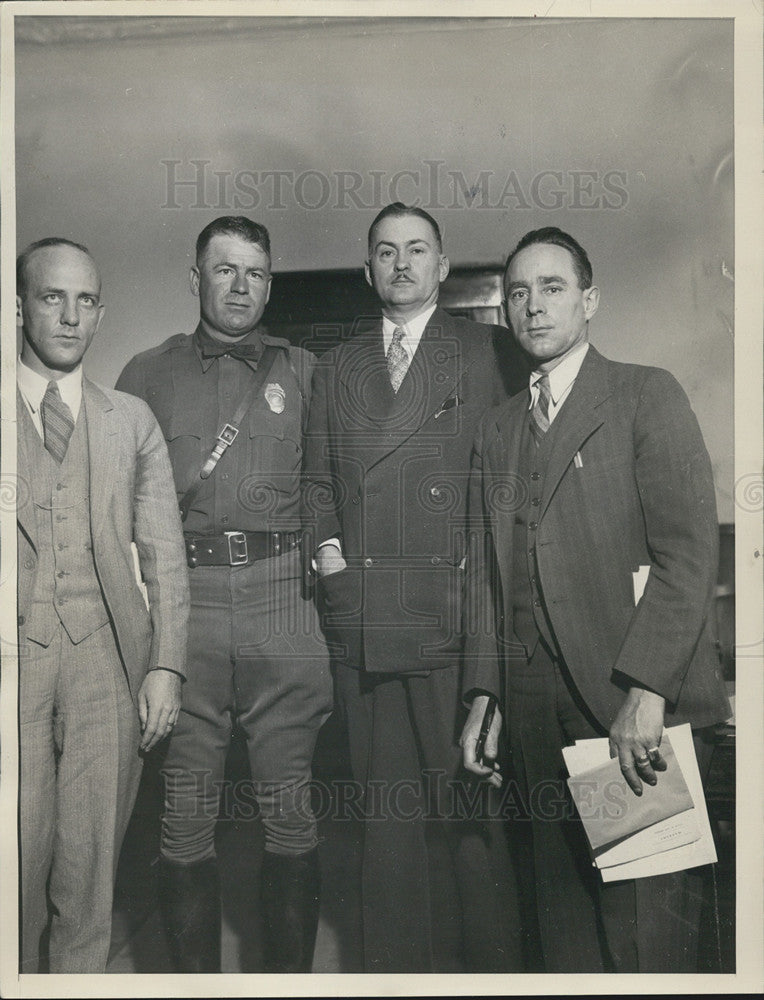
[
  {"left": 17, "top": 357, "right": 83, "bottom": 439},
  {"left": 381, "top": 303, "right": 438, "bottom": 361},
  {"left": 528, "top": 342, "right": 589, "bottom": 425}
]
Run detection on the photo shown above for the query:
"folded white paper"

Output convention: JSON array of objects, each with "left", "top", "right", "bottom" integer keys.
[{"left": 563, "top": 723, "right": 717, "bottom": 882}]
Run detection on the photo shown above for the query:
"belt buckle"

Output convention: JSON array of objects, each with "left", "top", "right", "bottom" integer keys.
[
  {"left": 225, "top": 531, "right": 248, "bottom": 566},
  {"left": 219, "top": 424, "right": 239, "bottom": 447}
]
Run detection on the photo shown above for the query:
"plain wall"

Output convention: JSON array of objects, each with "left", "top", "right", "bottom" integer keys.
[{"left": 14, "top": 15, "right": 734, "bottom": 518}]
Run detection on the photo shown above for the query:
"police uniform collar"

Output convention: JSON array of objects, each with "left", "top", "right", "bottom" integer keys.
[{"left": 193, "top": 322, "right": 268, "bottom": 371}]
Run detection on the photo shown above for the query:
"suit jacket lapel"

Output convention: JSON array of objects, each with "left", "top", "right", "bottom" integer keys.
[
  {"left": 400, "top": 308, "right": 465, "bottom": 421},
  {"left": 83, "top": 378, "right": 118, "bottom": 540},
  {"left": 338, "top": 308, "right": 477, "bottom": 466},
  {"left": 539, "top": 346, "right": 612, "bottom": 521}
]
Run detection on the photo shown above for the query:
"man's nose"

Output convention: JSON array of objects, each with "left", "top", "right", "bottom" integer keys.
[
  {"left": 526, "top": 289, "right": 544, "bottom": 315},
  {"left": 394, "top": 254, "right": 409, "bottom": 271},
  {"left": 231, "top": 271, "right": 249, "bottom": 294},
  {"left": 61, "top": 298, "right": 80, "bottom": 326}
]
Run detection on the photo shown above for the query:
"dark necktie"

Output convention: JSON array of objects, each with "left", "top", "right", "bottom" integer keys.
[
  {"left": 201, "top": 341, "right": 260, "bottom": 362},
  {"left": 529, "top": 373, "right": 551, "bottom": 445},
  {"left": 386, "top": 326, "right": 409, "bottom": 393},
  {"left": 42, "top": 380, "right": 75, "bottom": 463}
]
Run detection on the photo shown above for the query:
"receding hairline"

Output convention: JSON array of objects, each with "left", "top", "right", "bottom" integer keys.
[{"left": 18, "top": 240, "right": 101, "bottom": 298}]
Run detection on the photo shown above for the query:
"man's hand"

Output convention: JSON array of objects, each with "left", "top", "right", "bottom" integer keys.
[
  {"left": 137, "top": 669, "right": 182, "bottom": 752},
  {"left": 460, "top": 694, "right": 503, "bottom": 788},
  {"left": 315, "top": 542, "right": 347, "bottom": 579},
  {"left": 609, "top": 686, "right": 667, "bottom": 795}
]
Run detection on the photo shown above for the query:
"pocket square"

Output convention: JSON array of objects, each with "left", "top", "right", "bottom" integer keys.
[{"left": 434, "top": 395, "right": 463, "bottom": 418}]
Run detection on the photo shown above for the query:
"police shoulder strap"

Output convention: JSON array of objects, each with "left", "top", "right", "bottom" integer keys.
[{"left": 179, "top": 344, "right": 281, "bottom": 522}]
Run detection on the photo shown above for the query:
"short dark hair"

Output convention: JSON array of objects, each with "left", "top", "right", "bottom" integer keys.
[
  {"left": 195, "top": 216, "right": 271, "bottom": 264},
  {"left": 504, "top": 227, "right": 593, "bottom": 290},
  {"left": 17, "top": 237, "right": 92, "bottom": 298},
  {"left": 367, "top": 202, "right": 443, "bottom": 257}
]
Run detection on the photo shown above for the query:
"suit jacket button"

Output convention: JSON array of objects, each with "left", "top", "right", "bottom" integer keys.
[
  {"left": 531, "top": 472, "right": 540, "bottom": 481},
  {"left": 17, "top": 615, "right": 25, "bottom": 626},
  {"left": 534, "top": 600, "right": 541, "bottom": 608},
  {"left": 352, "top": 497, "right": 360, "bottom": 505},
  {"left": 529, "top": 521, "right": 538, "bottom": 530},
  {"left": 430, "top": 487, "right": 441, "bottom": 498},
  {"left": 431, "top": 556, "right": 441, "bottom": 565},
  {"left": 24, "top": 559, "right": 35, "bottom": 570},
  {"left": 531, "top": 498, "right": 540, "bottom": 506},
  {"left": 364, "top": 558, "right": 373, "bottom": 567}
]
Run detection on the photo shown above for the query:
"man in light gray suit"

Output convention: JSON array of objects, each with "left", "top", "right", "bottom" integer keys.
[{"left": 16, "top": 238, "right": 189, "bottom": 973}]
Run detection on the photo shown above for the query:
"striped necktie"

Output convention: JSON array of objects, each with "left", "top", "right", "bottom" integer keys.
[
  {"left": 42, "top": 380, "right": 75, "bottom": 463},
  {"left": 529, "top": 373, "right": 551, "bottom": 445},
  {"left": 386, "top": 326, "right": 409, "bottom": 393}
]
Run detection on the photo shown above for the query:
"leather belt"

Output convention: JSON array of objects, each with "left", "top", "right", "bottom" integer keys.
[{"left": 184, "top": 530, "right": 301, "bottom": 568}]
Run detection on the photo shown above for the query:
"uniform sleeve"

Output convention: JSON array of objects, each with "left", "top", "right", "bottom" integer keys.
[{"left": 115, "top": 356, "right": 146, "bottom": 401}]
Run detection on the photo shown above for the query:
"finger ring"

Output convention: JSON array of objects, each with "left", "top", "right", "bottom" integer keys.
[
  {"left": 647, "top": 746, "right": 660, "bottom": 754},
  {"left": 635, "top": 755, "right": 650, "bottom": 765},
  {"left": 621, "top": 763, "right": 635, "bottom": 770}
]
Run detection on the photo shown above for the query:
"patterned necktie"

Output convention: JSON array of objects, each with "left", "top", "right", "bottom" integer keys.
[
  {"left": 386, "top": 326, "right": 409, "bottom": 393},
  {"left": 41, "top": 380, "right": 75, "bottom": 463},
  {"left": 529, "top": 373, "right": 551, "bottom": 445}
]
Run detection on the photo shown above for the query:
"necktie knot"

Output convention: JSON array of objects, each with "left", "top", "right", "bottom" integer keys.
[
  {"left": 202, "top": 341, "right": 260, "bottom": 362},
  {"left": 42, "top": 380, "right": 75, "bottom": 463},
  {"left": 387, "top": 326, "right": 409, "bottom": 393},
  {"left": 529, "top": 373, "right": 551, "bottom": 445}
]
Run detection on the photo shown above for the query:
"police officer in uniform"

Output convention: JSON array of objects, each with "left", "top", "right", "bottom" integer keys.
[{"left": 117, "top": 217, "right": 332, "bottom": 973}]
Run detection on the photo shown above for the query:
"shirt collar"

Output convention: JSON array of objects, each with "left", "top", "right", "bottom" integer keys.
[
  {"left": 17, "top": 356, "right": 83, "bottom": 414},
  {"left": 529, "top": 342, "right": 589, "bottom": 405},
  {"left": 382, "top": 303, "right": 438, "bottom": 353}
]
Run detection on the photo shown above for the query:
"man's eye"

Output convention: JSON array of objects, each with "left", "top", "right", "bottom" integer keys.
[
  {"left": 44, "top": 294, "right": 62, "bottom": 304},
  {"left": 80, "top": 296, "right": 97, "bottom": 307},
  {"left": 510, "top": 291, "right": 527, "bottom": 303},
  {"left": 545, "top": 286, "right": 562, "bottom": 294},
  {"left": 379, "top": 250, "right": 393, "bottom": 258}
]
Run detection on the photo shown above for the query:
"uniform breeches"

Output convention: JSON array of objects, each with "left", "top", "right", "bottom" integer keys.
[{"left": 160, "top": 550, "right": 333, "bottom": 863}]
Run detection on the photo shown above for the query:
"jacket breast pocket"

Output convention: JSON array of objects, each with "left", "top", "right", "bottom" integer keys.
[
  {"left": 247, "top": 408, "right": 302, "bottom": 497},
  {"left": 165, "top": 408, "right": 204, "bottom": 484}
]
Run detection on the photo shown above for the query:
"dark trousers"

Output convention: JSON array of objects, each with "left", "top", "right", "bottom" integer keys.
[
  {"left": 508, "top": 640, "right": 712, "bottom": 973},
  {"left": 160, "top": 550, "right": 333, "bottom": 862},
  {"left": 335, "top": 662, "right": 522, "bottom": 973}
]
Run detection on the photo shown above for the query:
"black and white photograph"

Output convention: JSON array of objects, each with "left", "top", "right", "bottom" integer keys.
[{"left": 1, "top": 1, "right": 762, "bottom": 995}]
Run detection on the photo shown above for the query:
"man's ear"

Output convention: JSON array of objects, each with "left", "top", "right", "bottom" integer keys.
[
  {"left": 364, "top": 260, "right": 372, "bottom": 288},
  {"left": 190, "top": 266, "right": 200, "bottom": 297},
  {"left": 438, "top": 255, "right": 450, "bottom": 283},
  {"left": 16, "top": 295, "right": 23, "bottom": 327},
  {"left": 583, "top": 285, "right": 600, "bottom": 321}
]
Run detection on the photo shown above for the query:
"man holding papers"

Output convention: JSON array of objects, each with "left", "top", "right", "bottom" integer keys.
[{"left": 460, "top": 227, "right": 730, "bottom": 973}]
